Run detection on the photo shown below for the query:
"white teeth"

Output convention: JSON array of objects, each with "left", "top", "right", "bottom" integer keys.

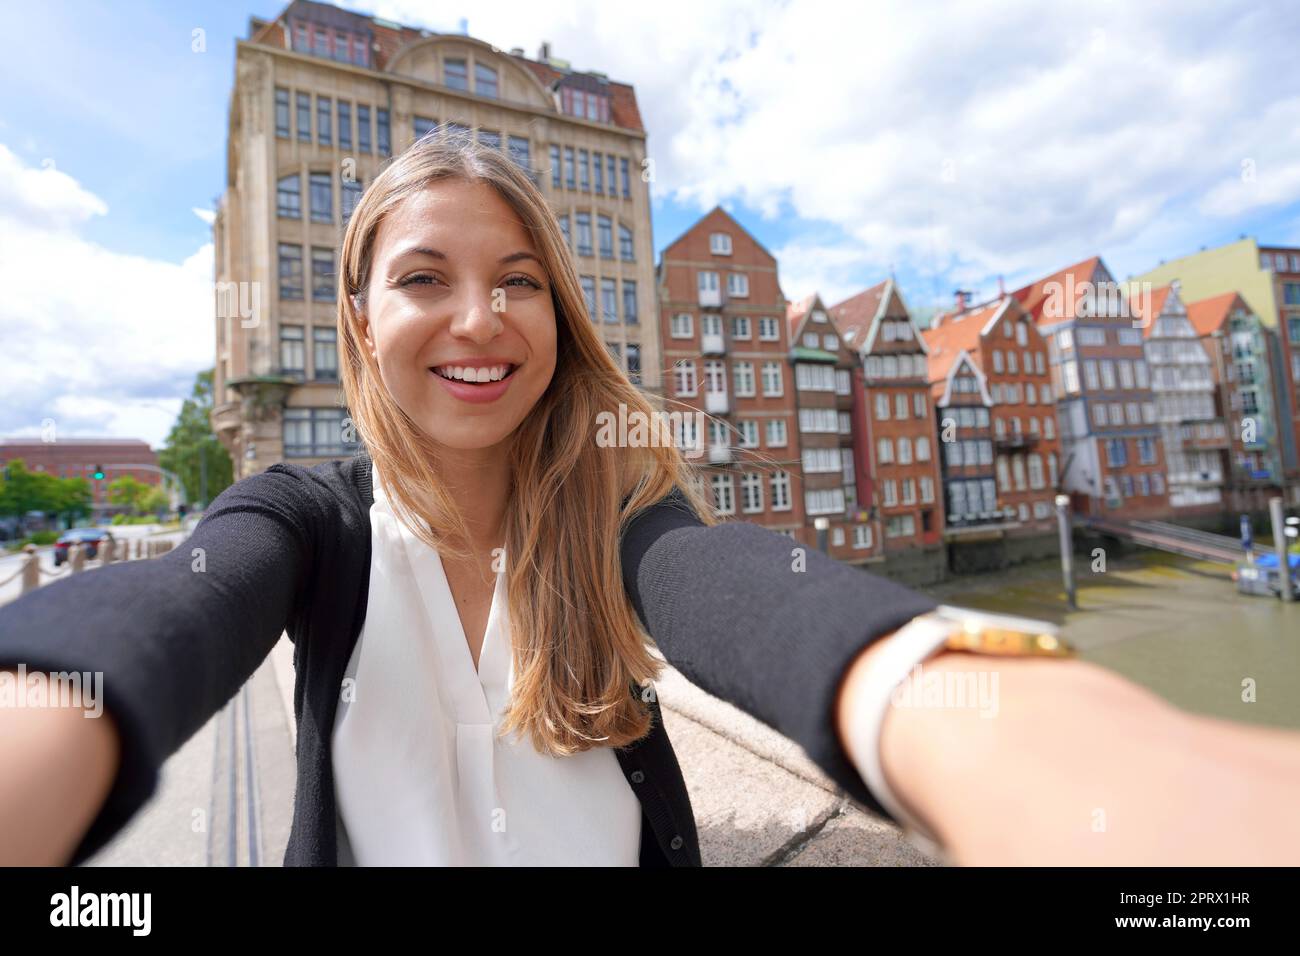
[{"left": 435, "top": 364, "right": 512, "bottom": 382}]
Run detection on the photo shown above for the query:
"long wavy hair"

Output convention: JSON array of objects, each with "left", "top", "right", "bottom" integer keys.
[{"left": 337, "top": 132, "right": 717, "bottom": 755}]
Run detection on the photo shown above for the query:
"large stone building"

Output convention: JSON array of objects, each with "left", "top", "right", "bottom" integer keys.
[{"left": 212, "top": 0, "right": 659, "bottom": 475}]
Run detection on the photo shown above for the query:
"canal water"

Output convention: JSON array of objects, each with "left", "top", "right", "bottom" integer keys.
[{"left": 923, "top": 551, "right": 1300, "bottom": 731}]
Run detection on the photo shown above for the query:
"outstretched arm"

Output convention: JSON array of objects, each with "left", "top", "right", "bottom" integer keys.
[
  {"left": 0, "top": 465, "right": 322, "bottom": 864},
  {"left": 620, "top": 487, "right": 935, "bottom": 818}
]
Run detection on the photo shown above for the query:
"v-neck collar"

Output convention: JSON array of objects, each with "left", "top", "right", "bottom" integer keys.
[{"left": 372, "top": 462, "right": 508, "bottom": 725}]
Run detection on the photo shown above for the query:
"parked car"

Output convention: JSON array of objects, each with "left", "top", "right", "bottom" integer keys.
[
  {"left": 53, "top": 528, "right": 115, "bottom": 566},
  {"left": 1233, "top": 552, "right": 1300, "bottom": 598}
]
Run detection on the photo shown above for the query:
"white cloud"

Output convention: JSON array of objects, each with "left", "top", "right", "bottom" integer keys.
[
  {"left": 0, "top": 145, "right": 213, "bottom": 447},
  {"left": 0, "top": 143, "right": 108, "bottom": 230},
  {"left": 191, "top": 206, "right": 216, "bottom": 225},
  {"left": 360, "top": 0, "right": 1300, "bottom": 304}
]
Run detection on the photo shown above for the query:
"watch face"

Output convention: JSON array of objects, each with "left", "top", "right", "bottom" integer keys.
[{"left": 933, "top": 604, "right": 1061, "bottom": 636}]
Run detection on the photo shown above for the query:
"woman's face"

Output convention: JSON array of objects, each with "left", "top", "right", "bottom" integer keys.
[{"left": 359, "top": 179, "right": 558, "bottom": 451}]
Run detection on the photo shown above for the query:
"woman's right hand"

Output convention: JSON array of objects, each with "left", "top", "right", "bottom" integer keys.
[{"left": 0, "top": 668, "right": 121, "bottom": 865}]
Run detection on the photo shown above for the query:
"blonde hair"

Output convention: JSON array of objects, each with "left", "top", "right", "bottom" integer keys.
[{"left": 338, "top": 132, "right": 717, "bottom": 754}]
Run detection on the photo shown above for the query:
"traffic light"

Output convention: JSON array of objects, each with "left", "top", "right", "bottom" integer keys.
[{"left": 92, "top": 464, "right": 105, "bottom": 481}]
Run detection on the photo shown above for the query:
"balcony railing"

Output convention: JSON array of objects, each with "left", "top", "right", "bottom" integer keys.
[
  {"left": 704, "top": 391, "right": 729, "bottom": 415},
  {"left": 701, "top": 332, "right": 726, "bottom": 354},
  {"left": 994, "top": 433, "right": 1038, "bottom": 450},
  {"left": 708, "top": 443, "right": 732, "bottom": 464}
]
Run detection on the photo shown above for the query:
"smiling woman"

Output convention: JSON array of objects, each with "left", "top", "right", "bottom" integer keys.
[{"left": 2, "top": 133, "right": 1300, "bottom": 869}]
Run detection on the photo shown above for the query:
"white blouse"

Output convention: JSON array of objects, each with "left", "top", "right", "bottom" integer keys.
[{"left": 331, "top": 465, "right": 643, "bottom": 865}]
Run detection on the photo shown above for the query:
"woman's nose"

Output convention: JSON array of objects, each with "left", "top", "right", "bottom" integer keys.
[{"left": 449, "top": 288, "right": 504, "bottom": 341}]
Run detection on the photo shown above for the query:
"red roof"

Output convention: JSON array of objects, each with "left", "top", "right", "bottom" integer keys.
[
  {"left": 921, "top": 300, "right": 1001, "bottom": 397},
  {"left": 1011, "top": 255, "right": 1103, "bottom": 324},
  {"left": 1186, "top": 291, "right": 1246, "bottom": 337},
  {"left": 828, "top": 281, "right": 889, "bottom": 344}
]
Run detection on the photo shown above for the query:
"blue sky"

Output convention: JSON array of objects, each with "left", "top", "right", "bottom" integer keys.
[{"left": 2, "top": 0, "right": 1298, "bottom": 446}]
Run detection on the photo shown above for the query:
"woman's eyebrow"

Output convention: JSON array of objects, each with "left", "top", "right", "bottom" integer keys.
[
  {"left": 499, "top": 251, "right": 541, "bottom": 266},
  {"left": 391, "top": 245, "right": 447, "bottom": 261}
]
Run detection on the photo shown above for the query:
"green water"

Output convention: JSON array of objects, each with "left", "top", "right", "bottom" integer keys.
[{"left": 924, "top": 552, "right": 1300, "bottom": 730}]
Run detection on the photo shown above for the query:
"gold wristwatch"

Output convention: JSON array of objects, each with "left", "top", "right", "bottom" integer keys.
[{"left": 841, "top": 605, "right": 1076, "bottom": 861}]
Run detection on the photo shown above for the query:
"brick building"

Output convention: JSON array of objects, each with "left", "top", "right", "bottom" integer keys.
[
  {"left": 786, "top": 294, "right": 879, "bottom": 562},
  {"left": 1013, "top": 257, "right": 1170, "bottom": 517},
  {"left": 924, "top": 296, "right": 1063, "bottom": 534},
  {"left": 0, "top": 438, "right": 162, "bottom": 516},
  {"left": 830, "top": 280, "right": 944, "bottom": 551},
  {"left": 656, "top": 207, "right": 803, "bottom": 537}
]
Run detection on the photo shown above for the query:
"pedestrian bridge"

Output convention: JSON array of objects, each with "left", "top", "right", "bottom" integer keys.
[{"left": 1080, "top": 517, "right": 1267, "bottom": 565}]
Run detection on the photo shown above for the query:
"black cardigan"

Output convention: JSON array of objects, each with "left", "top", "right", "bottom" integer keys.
[{"left": 0, "top": 453, "right": 937, "bottom": 866}]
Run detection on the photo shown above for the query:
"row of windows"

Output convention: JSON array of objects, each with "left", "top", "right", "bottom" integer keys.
[
  {"left": 1092, "top": 401, "right": 1158, "bottom": 428},
  {"left": 989, "top": 381, "right": 1055, "bottom": 405},
  {"left": 993, "top": 416, "right": 1056, "bottom": 440},
  {"left": 1104, "top": 437, "right": 1161, "bottom": 467},
  {"left": 282, "top": 407, "right": 360, "bottom": 458},
  {"left": 278, "top": 244, "right": 335, "bottom": 302},
  {"left": 879, "top": 477, "right": 936, "bottom": 508},
  {"left": 942, "top": 439, "right": 990, "bottom": 467},
  {"left": 710, "top": 470, "right": 794, "bottom": 514},
  {"left": 864, "top": 353, "right": 926, "bottom": 379},
  {"left": 674, "top": 359, "right": 785, "bottom": 398},
  {"left": 696, "top": 270, "right": 750, "bottom": 299},
  {"left": 941, "top": 406, "right": 991, "bottom": 428},
  {"left": 799, "top": 331, "right": 837, "bottom": 350},
  {"left": 279, "top": 325, "right": 338, "bottom": 381},
  {"left": 795, "top": 364, "right": 852, "bottom": 394},
  {"left": 877, "top": 435, "right": 933, "bottom": 465},
  {"left": 1261, "top": 252, "right": 1300, "bottom": 274},
  {"left": 799, "top": 409, "right": 853, "bottom": 434},
  {"left": 697, "top": 417, "right": 789, "bottom": 449},
  {"left": 670, "top": 313, "right": 782, "bottom": 341},
  {"left": 276, "top": 89, "right": 390, "bottom": 156},
  {"left": 674, "top": 416, "right": 788, "bottom": 451},
  {"left": 1060, "top": 357, "right": 1152, "bottom": 394},
  {"left": 1056, "top": 325, "right": 1144, "bottom": 351},
  {"left": 558, "top": 86, "right": 612, "bottom": 123},
  {"left": 548, "top": 145, "right": 632, "bottom": 199},
  {"left": 414, "top": 119, "right": 533, "bottom": 171},
  {"left": 1103, "top": 471, "right": 1166, "bottom": 500},
  {"left": 879, "top": 320, "right": 915, "bottom": 342},
  {"left": 578, "top": 276, "right": 638, "bottom": 324},
  {"left": 290, "top": 21, "right": 369, "bottom": 67},
  {"left": 874, "top": 391, "right": 929, "bottom": 421},
  {"left": 990, "top": 349, "right": 1046, "bottom": 376},
  {"left": 557, "top": 213, "right": 634, "bottom": 261},
  {"left": 277, "top": 171, "right": 363, "bottom": 224},
  {"left": 996, "top": 453, "right": 1058, "bottom": 493}
]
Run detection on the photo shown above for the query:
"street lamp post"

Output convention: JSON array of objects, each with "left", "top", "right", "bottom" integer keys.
[{"left": 1055, "top": 494, "right": 1077, "bottom": 610}]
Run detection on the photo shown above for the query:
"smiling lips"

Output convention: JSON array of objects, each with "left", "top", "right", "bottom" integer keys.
[
  {"left": 432, "top": 363, "right": 516, "bottom": 383},
  {"left": 429, "top": 360, "right": 520, "bottom": 404}
]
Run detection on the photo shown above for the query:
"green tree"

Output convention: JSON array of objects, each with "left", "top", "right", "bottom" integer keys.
[
  {"left": 159, "top": 369, "right": 233, "bottom": 509},
  {"left": 51, "top": 476, "right": 93, "bottom": 528},
  {"left": 0, "top": 460, "right": 93, "bottom": 531},
  {"left": 107, "top": 475, "right": 152, "bottom": 514},
  {"left": 140, "top": 486, "right": 170, "bottom": 516}
]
